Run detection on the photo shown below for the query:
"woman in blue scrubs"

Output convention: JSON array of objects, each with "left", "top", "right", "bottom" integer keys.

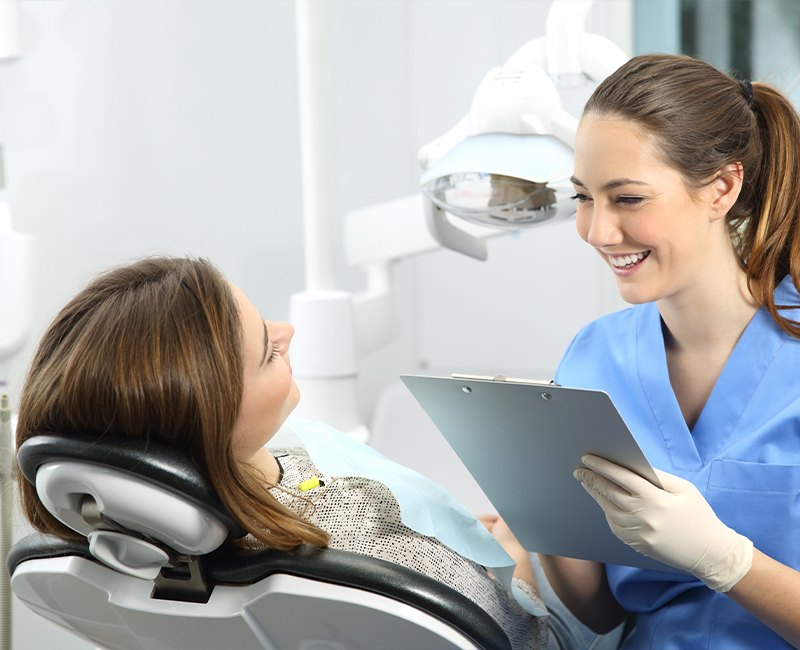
[{"left": 540, "top": 53, "right": 800, "bottom": 648}]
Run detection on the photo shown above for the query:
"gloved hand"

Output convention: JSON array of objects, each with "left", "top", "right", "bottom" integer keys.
[{"left": 574, "top": 454, "right": 753, "bottom": 593}]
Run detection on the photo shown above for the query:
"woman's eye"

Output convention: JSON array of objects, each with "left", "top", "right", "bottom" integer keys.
[
  {"left": 267, "top": 339, "right": 281, "bottom": 364},
  {"left": 570, "top": 193, "right": 591, "bottom": 203},
  {"left": 617, "top": 196, "right": 643, "bottom": 205}
]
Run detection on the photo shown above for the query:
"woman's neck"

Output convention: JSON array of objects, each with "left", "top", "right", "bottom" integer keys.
[
  {"left": 245, "top": 446, "right": 282, "bottom": 485},
  {"left": 658, "top": 263, "right": 757, "bottom": 356},
  {"left": 657, "top": 258, "right": 758, "bottom": 429}
]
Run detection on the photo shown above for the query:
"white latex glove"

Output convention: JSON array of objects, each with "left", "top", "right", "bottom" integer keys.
[{"left": 574, "top": 454, "right": 753, "bottom": 593}]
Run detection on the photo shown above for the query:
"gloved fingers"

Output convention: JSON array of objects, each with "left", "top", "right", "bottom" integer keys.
[
  {"left": 574, "top": 467, "right": 637, "bottom": 513},
  {"left": 575, "top": 469, "right": 668, "bottom": 553},
  {"left": 579, "top": 454, "right": 657, "bottom": 496},
  {"left": 575, "top": 472, "right": 622, "bottom": 514}
]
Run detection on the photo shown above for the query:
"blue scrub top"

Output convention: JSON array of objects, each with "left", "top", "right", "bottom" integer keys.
[{"left": 555, "top": 275, "right": 800, "bottom": 649}]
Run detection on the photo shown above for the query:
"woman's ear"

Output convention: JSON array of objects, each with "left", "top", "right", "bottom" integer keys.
[{"left": 708, "top": 162, "right": 744, "bottom": 222}]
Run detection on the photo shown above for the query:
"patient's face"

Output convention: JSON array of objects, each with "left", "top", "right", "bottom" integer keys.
[{"left": 230, "top": 284, "right": 300, "bottom": 460}]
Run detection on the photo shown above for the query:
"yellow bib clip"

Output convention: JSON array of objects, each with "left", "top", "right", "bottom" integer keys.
[{"left": 298, "top": 476, "right": 324, "bottom": 492}]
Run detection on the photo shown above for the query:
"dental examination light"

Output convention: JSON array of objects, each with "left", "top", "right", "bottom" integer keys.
[
  {"left": 418, "top": 0, "right": 626, "bottom": 260},
  {"left": 288, "top": 0, "right": 626, "bottom": 441}
]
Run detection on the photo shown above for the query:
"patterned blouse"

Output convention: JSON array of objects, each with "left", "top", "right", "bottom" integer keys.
[{"left": 266, "top": 449, "right": 548, "bottom": 650}]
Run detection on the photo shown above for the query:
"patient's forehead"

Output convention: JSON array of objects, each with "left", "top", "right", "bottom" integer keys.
[
  {"left": 229, "top": 282, "right": 255, "bottom": 316},
  {"left": 228, "top": 282, "right": 268, "bottom": 367}
]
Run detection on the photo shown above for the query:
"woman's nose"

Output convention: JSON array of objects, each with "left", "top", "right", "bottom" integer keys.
[
  {"left": 584, "top": 206, "right": 623, "bottom": 248},
  {"left": 267, "top": 321, "right": 295, "bottom": 350}
]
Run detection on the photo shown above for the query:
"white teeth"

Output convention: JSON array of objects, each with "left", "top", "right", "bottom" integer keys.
[{"left": 610, "top": 251, "right": 649, "bottom": 267}]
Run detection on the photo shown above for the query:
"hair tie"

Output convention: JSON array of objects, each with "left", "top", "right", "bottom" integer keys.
[{"left": 740, "top": 79, "right": 754, "bottom": 107}]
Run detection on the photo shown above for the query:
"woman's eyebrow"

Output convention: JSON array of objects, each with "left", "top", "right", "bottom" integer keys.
[
  {"left": 570, "top": 175, "right": 586, "bottom": 188},
  {"left": 570, "top": 175, "right": 650, "bottom": 190},
  {"left": 261, "top": 320, "right": 269, "bottom": 366}
]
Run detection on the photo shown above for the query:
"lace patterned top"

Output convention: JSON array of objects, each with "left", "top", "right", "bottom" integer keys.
[{"left": 266, "top": 449, "right": 548, "bottom": 650}]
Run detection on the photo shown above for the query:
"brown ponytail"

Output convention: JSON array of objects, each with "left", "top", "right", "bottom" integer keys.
[{"left": 739, "top": 84, "right": 800, "bottom": 334}]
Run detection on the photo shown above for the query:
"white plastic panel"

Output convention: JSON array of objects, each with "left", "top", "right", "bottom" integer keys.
[{"left": 11, "top": 556, "right": 480, "bottom": 650}]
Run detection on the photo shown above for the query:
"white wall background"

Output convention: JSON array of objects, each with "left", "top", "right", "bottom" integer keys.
[{"left": 4, "top": 1, "right": 632, "bottom": 648}]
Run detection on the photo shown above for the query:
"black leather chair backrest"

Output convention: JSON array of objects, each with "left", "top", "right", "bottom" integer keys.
[{"left": 13, "top": 432, "right": 514, "bottom": 650}]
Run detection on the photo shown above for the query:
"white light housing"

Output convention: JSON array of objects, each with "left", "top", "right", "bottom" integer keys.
[
  {"left": 421, "top": 133, "right": 575, "bottom": 231},
  {"left": 418, "top": 0, "right": 626, "bottom": 260}
]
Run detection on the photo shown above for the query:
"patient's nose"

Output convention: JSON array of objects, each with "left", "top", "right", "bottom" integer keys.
[{"left": 267, "top": 321, "right": 294, "bottom": 352}]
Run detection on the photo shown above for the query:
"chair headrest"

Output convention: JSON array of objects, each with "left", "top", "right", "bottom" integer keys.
[{"left": 17, "top": 432, "right": 247, "bottom": 577}]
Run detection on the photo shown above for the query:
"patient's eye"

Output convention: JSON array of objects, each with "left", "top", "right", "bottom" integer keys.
[{"left": 267, "top": 339, "right": 281, "bottom": 364}]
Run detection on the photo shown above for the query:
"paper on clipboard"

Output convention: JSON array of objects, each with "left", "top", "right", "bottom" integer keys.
[{"left": 400, "top": 373, "right": 682, "bottom": 574}]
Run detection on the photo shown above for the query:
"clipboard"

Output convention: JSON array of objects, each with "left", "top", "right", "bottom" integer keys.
[{"left": 400, "top": 373, "right": 682, "bottom": 574}]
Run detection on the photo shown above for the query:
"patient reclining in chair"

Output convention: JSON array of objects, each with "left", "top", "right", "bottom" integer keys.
[{"left": 15, "top": 256, "right": 547, "bottom": 650}]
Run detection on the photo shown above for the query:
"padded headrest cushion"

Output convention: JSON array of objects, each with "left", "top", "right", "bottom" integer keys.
[{"left": 18, "top": 432, "right": 246, "bottom": 540}]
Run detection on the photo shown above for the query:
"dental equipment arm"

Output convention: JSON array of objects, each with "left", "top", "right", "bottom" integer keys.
[{"left": 289, "top": 0, "right": 626, "bottom": 441}]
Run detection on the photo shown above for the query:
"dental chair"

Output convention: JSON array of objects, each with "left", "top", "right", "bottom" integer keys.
[{"left": 8, "top": 432, "right": 512, "bottom": 650}]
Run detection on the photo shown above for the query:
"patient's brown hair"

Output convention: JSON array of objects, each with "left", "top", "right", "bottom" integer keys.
[{"left": 16, "top": 256, "right": 329, "bottom": 549}]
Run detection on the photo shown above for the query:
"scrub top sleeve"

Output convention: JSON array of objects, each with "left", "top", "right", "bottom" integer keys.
[{"left": 554, "top": 326, "right": 587, "bottom": 385}]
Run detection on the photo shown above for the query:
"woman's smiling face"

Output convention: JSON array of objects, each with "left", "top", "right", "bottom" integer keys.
[{"left": 572, "top": 114, "right": 730, "bottom": 306}]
